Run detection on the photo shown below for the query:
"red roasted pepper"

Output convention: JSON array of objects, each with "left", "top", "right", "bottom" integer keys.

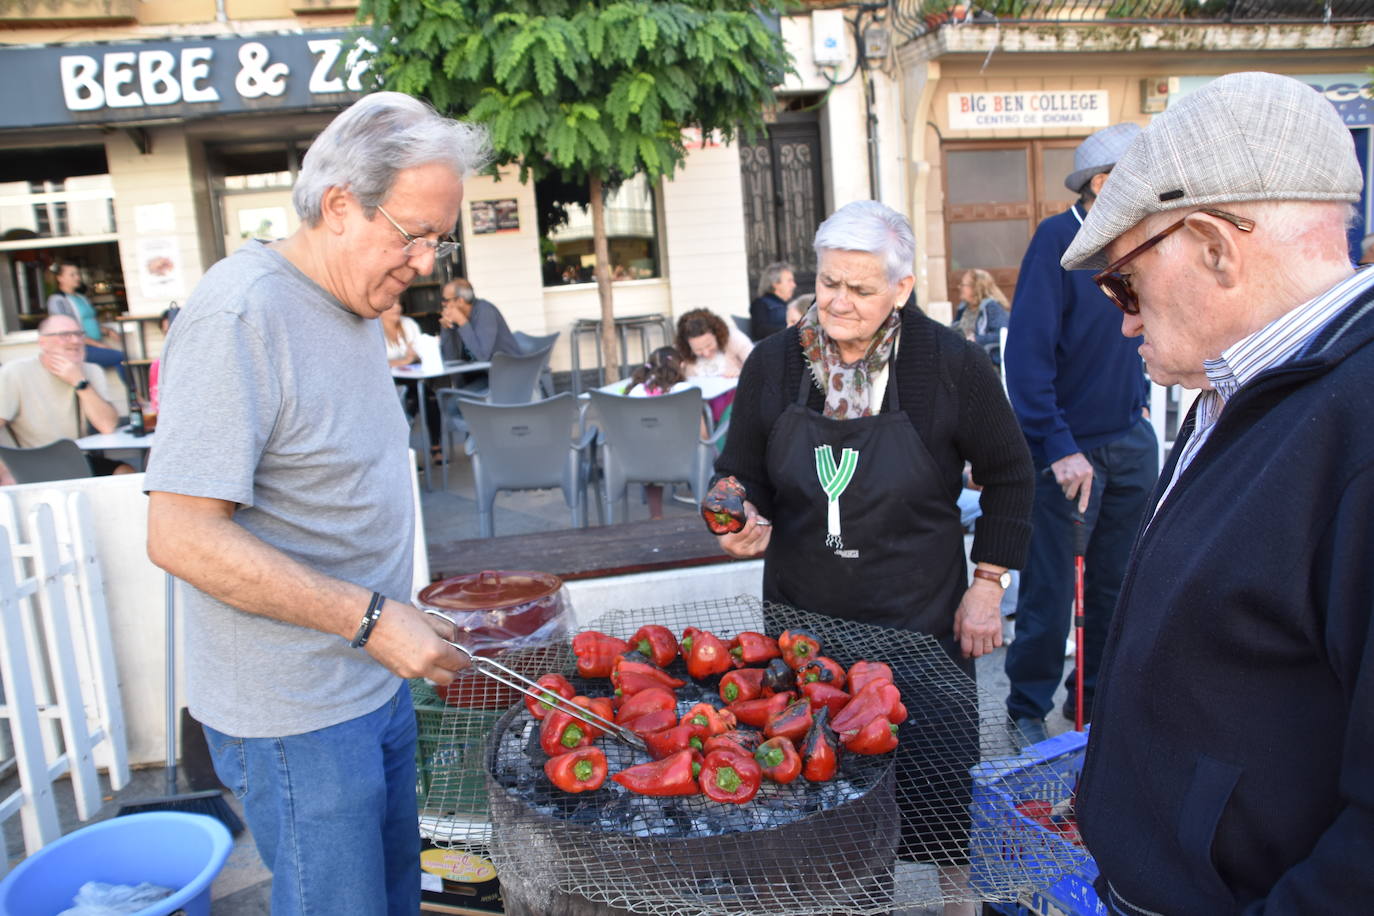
[
  {"left": 622, "top": 708, "right": 679, "bottom": 738},
  {"left": 570, "top": 696, "right": 616, "bottom": 740},
  {"left": 701, "top": 476, "right": 748, "bottom": 535},
  {"left": 703, "top": 729, "right": 762, "bottom": 757},
  {"left": 754, "top": 736, "right": 802, "bottom": 784},
  {"left": 797, "top": 656, "right": 847, "bottom": 689},
  {"left": 700, "top": 748, "right": 762, "bottom": 804},
  {"left": 719, "top": 668, "right": 766, "bottom": 704},
  {"left": 847, "top": 660, "right": 894, "bottom": 695},
  {"left": 572, "top": 631, "right": 629, "bottom": 678},
  {"left": 800, "top": 681, "right": 851, "bottom": 717},
  {"left": 777, "top": 628, "right": 822, "bottom": 670},
  {"left": 730, "top": 690, "right": 794, "bottom": 728},
  {"left": 615, "top": 686, "right": 677, "bottom": 725},
  {"left": 524, "top": 673, "right": 576, "bottom": 720},
  {"left": 833, "top": 680, "right": 907, "bottom": 739},
  {"left": 644, "top": 723, "right": 709, "bottom": 759},
  {"left": 544, "top": 746, "right": 607, "bottom": 792},
  {"left": 629, "top": 625, "right": 679, "bottom": 668},
  {"left": 540, "top": 709, "right": 594, "bottom": 756},
  {"left": 681, "top": 627, "right": 732, "bottom": 680},
  {"left": 681, "top": 702, "right": 734, "bottom": 736},
  {"left": 843, "top": 714, "right": 899, "bottom": 755},
  {"left": 612, "top": 657, "right": 686, "bottom": 692},
  {"left": 728, "top": 631, "right": 781, "bottom": 666},
  {"left": 613, "top": 748, "right": 702, "bottom": 796},
  {"left": 801, "top": 707, "right": 839, "bottom": 782},
  {"left": 764, "top": 696, "right": 814, "bottom": 743}
]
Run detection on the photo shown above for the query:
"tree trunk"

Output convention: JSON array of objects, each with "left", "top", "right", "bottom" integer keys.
[{"left": 589, "top": 174, "right": 619, "bottom": 384}]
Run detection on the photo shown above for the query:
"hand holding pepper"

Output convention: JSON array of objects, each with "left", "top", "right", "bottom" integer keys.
[
  {"left": 716, "top": 499, "right": 772, "bottom": 560},
  {"left": 701, "top": 476, "right": 749, "bottom": 535}
]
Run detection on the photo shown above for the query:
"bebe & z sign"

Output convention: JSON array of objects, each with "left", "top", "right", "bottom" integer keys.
[{"left": 948, "top": 91, "right": 1110, "bottom": 130}]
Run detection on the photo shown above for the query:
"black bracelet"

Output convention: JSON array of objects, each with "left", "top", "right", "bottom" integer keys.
[{"left": 349, "top": 591, "right": 387, "bottom": 649}]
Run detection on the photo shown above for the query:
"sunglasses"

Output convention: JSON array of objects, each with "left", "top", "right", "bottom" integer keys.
[{"left": 1093, "top": 207, "right": 1255, "bottom": 315}]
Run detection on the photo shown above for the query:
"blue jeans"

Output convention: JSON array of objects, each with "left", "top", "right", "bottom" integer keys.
[
  {"left": 1004, "top": 416, "right": 1158, "bottom": 722},
  {"left": 202, "top": 683, "right": 419, "bottom": 916},
  {"left": 84, "top": 344, "right": 129, "bottom": 390}
]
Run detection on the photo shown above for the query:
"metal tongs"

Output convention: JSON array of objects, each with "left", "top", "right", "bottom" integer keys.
[{"left": 426, "top": 609, "right": 648, "bottom": 752}]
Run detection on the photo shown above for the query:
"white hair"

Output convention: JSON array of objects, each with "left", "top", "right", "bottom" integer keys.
[
  {"left": 756, "top": 262, "right": 793, "bottom": 299},
  {"left": 292, "top": 92, "right": 491, "bottom": 226},
  {"left": 813, "top": 200, "right": 916, "bottom": 285}
]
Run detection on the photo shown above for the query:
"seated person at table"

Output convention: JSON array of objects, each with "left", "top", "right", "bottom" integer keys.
[
  {"left": 438, "top": 277, "right": 519, "bottom": 362},
  {"left": 0, "top": 315, "right": 132, "bottom": 477},
  {"left": 45, "top": 261, "right": 129, "bottom": 390},
  {"left": 381, "top": 301, "right": 421, "bottom": 367},
  {"left": 622, "top": 347, "right": 705, "bottom": 519},
  {"left": 748, "top": 261, "right": 795, "bottom": 341},
  {"left": 675, "top": 308, "right": 752, "bottom": 379}
]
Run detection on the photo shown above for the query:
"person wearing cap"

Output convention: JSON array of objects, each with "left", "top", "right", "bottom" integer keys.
[
  {"left": 1002, "top": 123, "right": 1158, "bottom": 744},
  {"left": 1062, "top": 71, "right": 1372, "bottom": 913}
]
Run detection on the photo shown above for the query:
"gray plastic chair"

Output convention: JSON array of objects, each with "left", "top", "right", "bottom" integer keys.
[
  {"left": 514, "top": 331, "right": 561, "bottom": 397},
  {"left": 436, "top": 343, "right": 556, "bottom": 485},
  {"left": 588, "top": 388, "right": 728, "bottom": 524},
  {"left": 732, "top": 315, "right": 752, "bottom": 339},
  {"left": 459, "top": 393, "right": 596, "bottom": 537},
  {"left": 0, "top": 440, "right": 93, "bottom": 484}
]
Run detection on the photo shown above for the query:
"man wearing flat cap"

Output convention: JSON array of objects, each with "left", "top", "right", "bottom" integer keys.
[
  {"left": 1064, "top": 71, "right": 1372, "bottom": 913},
  {"left": 1003, "top": 122, "right": 1158, "bottom": 744}
]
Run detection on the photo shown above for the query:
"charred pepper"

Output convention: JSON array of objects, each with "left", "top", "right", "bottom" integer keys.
[
  {"left": 703, "top": 730, "right": 762, "bottom": 757},
  {"left": 700, "top": 748, "right": 762, "bottom": 804},
  {"left": 700, "top": 476, "right": 748, "bottom": 535},
  {"left": 800, "top": 707, "right": 839, "bottom": 782},
  {"left": 613, "top": 748, "right": 702, "bottom": 796},
  {"left": 843, "top": 714, "right": 899, "bottom": 755},
  {"left": 611, "top": 658, "right": 686, "bottom": 696},
  {"left": 615, "top": 686, "right": 677, "bottom": 725},
  {"left": 719, "top": 668, "right": 766, "bottom": 704},
  {"left": 777, "top": 628, "right": 822, "bottom": 670},
  {"left": 764, "top": 696, "right": 814, "bottom": 743},
  {"left": 644, "top": 722, "right": 709, "bottom": 759},
  {"left": 523, "top": 673, "right": 577, "bottom": 720},
  {"left": 540, "top": 709, "right": 594, "bottom": 756},
  {"left": 761, "top": 657, "right": 797, "bottom": 695},
  {"left": 572, "top": 631, "right": 629, "bottom": 678},
  {"left": 729, "top": 690, "right": 794, "bottom": 728},
  {"left": 681, "top": 627, "right": 732, "bottom": 680},
  {"left": 754, "top": 736, "right": 802, "bottom": 784},
  {"left": 800, "top": 682, "right": 851, "bottom": 718},
  {"left": 797, "top": 656, "right": 847, "bottom": 689},
  {"left": 728, "top": 631, "right": 781, "bottom": 666},
  {"left": 544, "top": 746, "right": 607, "bottom": 792},
  {"left": 629, "top": 624, "right": 679, "bottom": 668},
  {"left": 681, "top": 702, "right": 734, "bottom": 736}
]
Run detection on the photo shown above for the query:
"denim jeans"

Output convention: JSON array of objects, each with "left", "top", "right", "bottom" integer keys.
[
  {"left": 1004, "top": 416, "right": 1158, "bottom": 722},
  {"left": 202, "top": 682, "right": 419, "bottom": 916},
  {"left": 84, "top": 344, "right": 129, "bottom": 390}
]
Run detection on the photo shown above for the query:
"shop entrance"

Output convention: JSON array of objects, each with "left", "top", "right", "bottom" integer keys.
[{"left": 739, "top": 110, "right": 825, "bottom": 304}]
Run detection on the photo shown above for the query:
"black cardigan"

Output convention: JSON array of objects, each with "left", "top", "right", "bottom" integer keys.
[{"left": 715, "top": 306, "right": 1033, "bottom": 570}]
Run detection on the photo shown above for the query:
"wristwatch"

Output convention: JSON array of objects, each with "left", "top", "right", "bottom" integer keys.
[
  {"left": 74, "top": 380, "right": 90, "bottom": 391},
  {"left": 973, "top": 568, "right": 1012, "bottom": 589}
]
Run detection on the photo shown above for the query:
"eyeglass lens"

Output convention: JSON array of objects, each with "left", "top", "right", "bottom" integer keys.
[{"left": 41, "top": 331, "right": 84, "bottom": 339}]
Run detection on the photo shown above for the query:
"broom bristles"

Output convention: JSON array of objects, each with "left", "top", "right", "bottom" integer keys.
[{"left": 116, "top": 789, "right": 244, "bottom": 836}]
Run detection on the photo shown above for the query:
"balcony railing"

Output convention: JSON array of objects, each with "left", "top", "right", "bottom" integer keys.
[{"left": 892, "top": 0, "right": 1374, "bottom": 38}]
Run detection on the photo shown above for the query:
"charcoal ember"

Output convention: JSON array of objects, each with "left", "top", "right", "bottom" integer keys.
[{"left": 698, "top": 803, "right": 754, "bottom": 836}]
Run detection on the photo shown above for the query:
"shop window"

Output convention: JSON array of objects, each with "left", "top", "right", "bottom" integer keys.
[{"left": 540, "top": 174, "right": 662, "bottom": 286}]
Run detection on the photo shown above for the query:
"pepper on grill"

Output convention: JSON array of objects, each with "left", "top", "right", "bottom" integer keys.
[
  {"left": 611, "top": 658, "right": 686, "bottom": 696},
  {"left": 681, "top": 702, "right": 734, "bottom": 736},
  {"left": 570, "top": 696, "right": 616, "bottom": 740},
  {"left": 615, "top": 686, "right": 677, "bottom": 725},
  {"left": 613, "top": 748, "right": 703, "bottom": 796},
  {"left": 753, "top": 736, "right": 802, "bottom": 784},
  {"left": 621, "top": 708, "right": 679, "bottom": 738},
  {"left": 800, "top": 681, "right": 851, "bottom": 717},
  {"left": 523, "top": 673, "right": 576, "bottom": 720},
  {"left": 847, "top": 660, "right": 894, "bottom": 695},
  {"left": 572, "top": 631, "right": 629, "bottom": 678},
  {"left": 801, "top": 707, "right": 839, "bottom": 782},
  {"left": 764, "top": 695, "right": 814, "bottom": 743},
  {"left": 703, "top": 729, "right": 762, "bottom": 757},
  {"left": 700, "top": 476, "right": 748, "bottom": 535},
  {"left": 832, "top": 680, "right": 908, "bottom": 739},
  {"left": 629, "top": 624, "right": 679, "bottom": 668},
  {"left": 544, "top": 746, "right": 607, "bottom": 792},
  {"left": 728, "top": 631, "right": 781, "bottom": 666},
  {"left": 842, "top": 714, "right": 899, "bottom": 755},
  {"left": 761, "top": 657, "right": 797, "bottom": 695},
  {"left": 540, "top": 709, "right": 594, "bottom": 756},
  {"left": 777, "top": 628, "right": 822, "bottom": 670},
  {"left": 643, "top": 723, "right": 709, "bottom": 759},
  {"left": 719, "top": 668, "right": 766, "bottom": 704},
  {"left": 700, "top": 748, "right": 762, "bottom": 804},
  {"left": 729, "top": 690, "right": 794, "bottom": 728},
  {"left": 797, "top": 656, "right": 847, "bottom": 689},
  {"left": 681, "top": 627, "right": 732, "bottom": 680}
]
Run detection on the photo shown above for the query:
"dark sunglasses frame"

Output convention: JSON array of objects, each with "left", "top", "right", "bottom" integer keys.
[{"left": 1093, "top": 207, "right": 1255, "bottom": 315}]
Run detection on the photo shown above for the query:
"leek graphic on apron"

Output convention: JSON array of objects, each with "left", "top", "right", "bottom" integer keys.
[{"left": 814, "top": 445, "right": 859, "bottom": 548}]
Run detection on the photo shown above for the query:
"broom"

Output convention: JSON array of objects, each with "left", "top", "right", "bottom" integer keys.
[{"left": 117, "top": 573, "right": 243, "bottom": 834}]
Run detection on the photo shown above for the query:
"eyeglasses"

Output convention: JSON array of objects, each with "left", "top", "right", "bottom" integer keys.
[
  {"left": 39, "top": 330, "right": 84, "bottom": 341},
  {"left": 1093, "top": 207, "right": 1255, "bottom": 315},
  {"left": 375, "top": 204, "right": 461, "bottom": 259}
]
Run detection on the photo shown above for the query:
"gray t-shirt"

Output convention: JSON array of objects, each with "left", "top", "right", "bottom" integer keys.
[{"left": 144, "top": 241, "right": 412, "bottom": 738}]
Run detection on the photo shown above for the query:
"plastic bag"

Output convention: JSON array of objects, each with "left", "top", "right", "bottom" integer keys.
[{"left": 59, "top": 881, "right": 175, "bottom": 916}]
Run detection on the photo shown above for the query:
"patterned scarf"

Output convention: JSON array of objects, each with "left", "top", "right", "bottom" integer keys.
[{"left": 798, "top": 302, "right": 903, "bottom": 419}]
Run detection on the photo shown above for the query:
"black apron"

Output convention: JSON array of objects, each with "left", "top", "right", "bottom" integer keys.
[{"left": 761, "top": 352, "right": 977, "bottom": 865}]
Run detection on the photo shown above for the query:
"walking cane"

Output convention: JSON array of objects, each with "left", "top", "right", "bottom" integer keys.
[{"left": 1072, "top": 506, "right": 1087, "bottom": 731}]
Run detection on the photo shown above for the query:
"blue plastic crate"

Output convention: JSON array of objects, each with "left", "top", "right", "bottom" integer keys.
[{"left": 971, "top": 729, "right": 1106, "bottom": 916}]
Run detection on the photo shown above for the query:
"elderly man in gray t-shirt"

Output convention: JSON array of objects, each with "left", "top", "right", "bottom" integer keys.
[{"left": 145, "top": 93, "right": 488, "bottom": 916}]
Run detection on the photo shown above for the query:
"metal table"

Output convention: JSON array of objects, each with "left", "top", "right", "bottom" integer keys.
[{"left": 392, "top": 361, "right": 490, "bottom": 490}]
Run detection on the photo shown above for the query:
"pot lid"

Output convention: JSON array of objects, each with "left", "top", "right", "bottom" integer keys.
[{"left": 418, "top": 569, "right": 562, "bottom": 612}]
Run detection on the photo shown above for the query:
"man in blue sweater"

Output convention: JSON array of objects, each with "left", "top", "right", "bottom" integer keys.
[
  {"left": 1063, "top": 70, "right": 1370, "bottom": 915},
  {"left": 1003, "top": 123, "right": 1158, "bottom": 742}
]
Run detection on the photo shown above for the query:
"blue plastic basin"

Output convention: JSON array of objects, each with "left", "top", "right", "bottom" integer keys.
[{"left": 0, "top": 812, "right": 233, "bottom": 916}]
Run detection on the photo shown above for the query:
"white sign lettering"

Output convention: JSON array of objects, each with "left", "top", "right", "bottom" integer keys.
[{"left": 947, "top": 90, "right": 1110, "bottom": 131}]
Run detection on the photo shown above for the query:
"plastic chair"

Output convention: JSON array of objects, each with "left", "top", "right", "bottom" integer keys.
[
  {"left": 513, "top": 331, "right": 561, "bottom": 397},
  {"left": 732, "top": 315, "right": 752, "bottom": 339},
  {"left": 0, "top": 439, "right": 93, "bottom": 484},
  {"left": 436, "top": 344, "right": 556, "bottom": 485},
  {"left": 588, "top": 388, "right": 729, "bottom": 524},
  {"left": 459, "top": 393, "right": 596, "bottom": 537}
]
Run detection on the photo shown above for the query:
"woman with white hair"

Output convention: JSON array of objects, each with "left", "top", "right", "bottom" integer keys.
[{"left": 710, "top": 200, "right": 1033, "bottom": 914}]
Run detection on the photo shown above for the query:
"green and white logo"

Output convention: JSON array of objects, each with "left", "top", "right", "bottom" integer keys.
[{"left": 814, "top": 445, "right": 858, "bottom": 549}]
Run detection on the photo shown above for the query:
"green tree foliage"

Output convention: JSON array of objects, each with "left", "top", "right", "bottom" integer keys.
[{"left": 358, "top": 0, "right": 793, "bottom": 379}]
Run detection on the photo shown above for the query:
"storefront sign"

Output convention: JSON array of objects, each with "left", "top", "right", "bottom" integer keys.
[
  {"left": 947, "top": 91, "right": 1110, "bottom": 130},
  {"left": 0, "top": 30, "right": 371, "bottom": 131},
  {"left": 1172, "top": 74, "right": 1372, "bottom": 127}
]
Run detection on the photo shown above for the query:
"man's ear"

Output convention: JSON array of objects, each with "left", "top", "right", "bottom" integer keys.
[
  {"left": 1088, "top": 171, "right": 1111, "bottom": 197},
  {"left": 1183, "top": 211, "right": 1242, "bottom": 288},
  {"left": 319, "top": 186, "right": 352, "bottom": 236}
]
